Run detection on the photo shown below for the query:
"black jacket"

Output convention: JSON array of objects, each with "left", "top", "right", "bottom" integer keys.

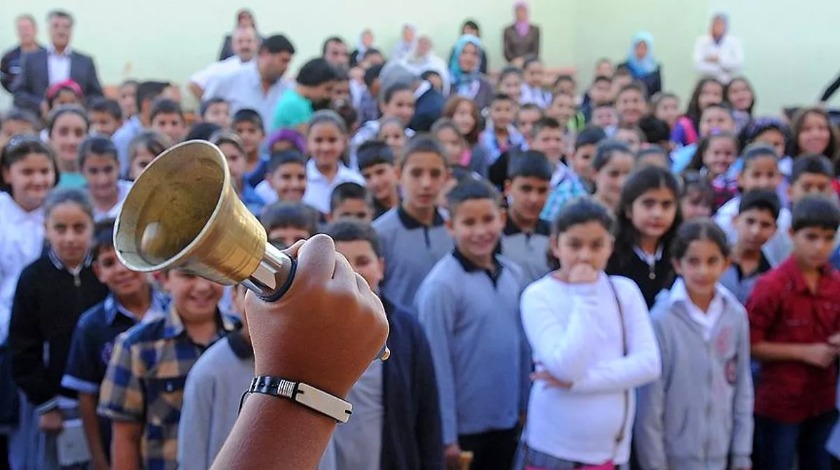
[
  {"left": 409, "top": 86, "right": 445, "bottom": 133},
  {"left": 12, "top": 48, "right": 103, "bottom": 114},
  {"left": 380, "top": 298, "right": 444, "bottom": 470},
  {"left": 9, "top": 252, "right": 108, "bottom": 409}
]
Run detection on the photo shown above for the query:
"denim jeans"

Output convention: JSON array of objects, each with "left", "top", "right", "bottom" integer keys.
[{"left": 754, "top": 411, "right": 838, "bottom": 470}]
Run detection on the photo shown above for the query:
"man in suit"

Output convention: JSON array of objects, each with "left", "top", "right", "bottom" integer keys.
[
  {"left": 379, "top": 60, "right": 444, "bottom": 133},
  {"left": 13, "top": 10, "right": 102, "bottom": 115},
  {"left": 0, "top": 14, "right": 44, "bottom": 94}
]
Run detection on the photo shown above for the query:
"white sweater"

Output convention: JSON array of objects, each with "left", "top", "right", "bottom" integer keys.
[{"left": 520, "top": 273, "right": 660, "bottom": 465}]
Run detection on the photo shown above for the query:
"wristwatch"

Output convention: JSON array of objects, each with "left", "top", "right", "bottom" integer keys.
[{"left": 246, "top": 376, "right": 353, "bottom": 424}]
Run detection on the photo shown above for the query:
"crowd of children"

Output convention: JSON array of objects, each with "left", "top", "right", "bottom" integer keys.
[{"left": 2, "top": 7, "right": 840, "bottom": 470}]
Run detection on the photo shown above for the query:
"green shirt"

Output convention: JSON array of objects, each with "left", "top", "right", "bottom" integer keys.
[{"left": 271, "top": 87, "right": 314, "bottom": 131}]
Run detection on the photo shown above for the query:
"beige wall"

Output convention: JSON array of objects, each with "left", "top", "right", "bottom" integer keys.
[{"left": 1, "top": 0, "right": 839, "bottom": 115}]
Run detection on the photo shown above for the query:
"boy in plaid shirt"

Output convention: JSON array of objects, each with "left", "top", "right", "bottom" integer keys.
[{"left": 97, "top": 268, "right": 237, "bottom": 470}]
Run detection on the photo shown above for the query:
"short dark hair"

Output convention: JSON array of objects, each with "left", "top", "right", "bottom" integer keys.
[
  {"left": 209, "top": 130, "right": 245, "bottom": 154},
  {"left": 739, "top": 189, "right": 781, "bottom": 220},
  {"left": 741, "top": 143, "right": 779, "bottom": 170},
  {"left": 322, "top": 219, "right": 382, "bottom": 257},
  {"left": 78, "top": 136, "right": 118, "bottom": 169},
  {"left": 185, "top": 122, "right": 222, "bottom": 141},
  {"left": 47, "top": 10, "right": 74, "bottom": 25},
  {"left": 575, "top": 125, "right": 608, "bottom": 150},
  {"left": 321, "top": 36, "right": 345, "bottom": 55},
  {"left": 199, "top": 97, "right": 228, "bottom": 118},
  {"left": 531, "top": 117, "right": 562, "bottom": 138},
  {"left": 490, "top": 93, "right": 514, "bottom": 106},
  {"left": 266, "top": 149, "right": 307, "bottom": 175},
  {"left": 380, "top": 82, "right": 413, "bottom": 105},
  {"left": 357, "top": 140, "right": 395, "bottom": 170},
  {"left": 232, "top": 108, "right": 265, "bottom": 130},
  {"left": 260, "top": 202, "right": 318, "bottom": 234},
  {"left": 3, "top": 108, "right": 40, "bottom": 129},
  {"left": 553, "top": 74, "right": 575, "bottom": 88},
  {"left": 592, "top": 75, "right": 612, "bottom": 85},
  {"left": 636, "top": 145, "right": 670, "bottom": 167},
  {"left": 638, "top": 115, "right": 670, "bottom": 144},
  {"left": 791, "top": 154, "right": 834, "bottom": 184},
  {"left": 617, "top": 82, "right": 648, "bottom": 101},
  {"left": 364, "top": 64, "right": 384, "bottom": 88},
  {"left": 135, "top": 81, "right": 170, "bottom": 114},
  {"left": 362, "top": 48, "right": 383, "bottom": 61},
  {"left": 149, "top": 98, "right": 184, "bottom": 123},
  {"left": 446, "top": 178, "right": 500, "bottom": 217},
  {"left": 297, "top": 58, "right": 340, "bottom": 86},
  {"left": 261, "top": 34, "right": 295, "bottom": 55},
  {"left": 91, "top": 218, "right": 116, "bottom": 261},
  {"left": 791, "top": 195, "right": 840, "bottom": 232},
  {"left": 87, "top": 97, "right": 122, "bottom": 121},
  {"left": 592, "top": 139, "right": 632, "bottom": 171},
  {"left": 400, "top": 133, "right": 448, "bottom": 167},
  {"left": 330, "top": 182, "right": 369, "bottom": 212},
  {"left": 507, "top": 150, "right": 553, "bottom": 180},
  {"left": 463, "top": 20, "right": 480, "bottom": 32}
]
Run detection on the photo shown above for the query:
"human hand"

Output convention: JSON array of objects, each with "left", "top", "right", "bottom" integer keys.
[
  {"left": 706, "top": 54, "right": 719, "bottom": 63},
  {"left": 530, "top": 369, "right": 572, "bottom": 389},
  {"left": 38, "top": 409, "right": 63, "bottom": 433},
  {"left": 828, "top": 332, "right": 840, "bottom": 348},
  {"left": 244, "top": 235, "right": 389, "bottom": 398},
  {"left": 801, "top": 343, "right": 838, "bottom": 368},
  {"left": 567, "top": 263, "right": 600, "bottom": 284},
  {"left": 444, "top": 443, "right": 463, "bottom": 470}
]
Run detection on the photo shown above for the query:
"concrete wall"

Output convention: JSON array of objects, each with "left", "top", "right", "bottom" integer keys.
[{"left": 1, "top": 0, "right": 838, "bottom": 114}]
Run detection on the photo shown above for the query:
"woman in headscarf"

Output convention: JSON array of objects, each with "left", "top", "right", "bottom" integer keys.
[
  {"left": 350, "top": 29, "right": 375, "bottom": 68},
  {"left": 503, "top": 1, "right": 541, "bottom": 65},
  {"left": 391, "top": 24, "right": 417, "bottom": 61},
  {"left": 618, "top": 31, "right": 663, "bottom": 96},
  {"left": 449, "top": 34, "right": 494, "bottom": 112}
]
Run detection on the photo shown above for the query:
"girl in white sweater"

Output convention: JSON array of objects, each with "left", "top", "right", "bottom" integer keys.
[{"left": 519, "top": 197, "right": 661, "bottom": 469}]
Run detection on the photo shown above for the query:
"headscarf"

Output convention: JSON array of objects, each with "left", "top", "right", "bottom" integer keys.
[
  {"left": 626, "top": 31, "right": 657, "bottom": 77},
  {"left": 514, "top": 1, "right": 530, "bottom": 37},
  {"left": 391, "top": 24, "right": 418, "bottom": 61},
  {"left": 356, "top": 29, "right": 372, "bottom": 59},
  {"left": 449, "top": 34, "right": 483, "bottom": 95}
]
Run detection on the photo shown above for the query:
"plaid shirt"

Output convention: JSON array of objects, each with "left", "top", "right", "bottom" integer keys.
[
  {"left": 98, "top": 306, "right": 238, "bottom": 470},
  {"left": 539, "top": 164, "right": 590, "bottom": 223}
]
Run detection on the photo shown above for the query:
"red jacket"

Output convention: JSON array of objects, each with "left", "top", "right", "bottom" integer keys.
[{"left": 747, "top": 257, "right": 840, "bottom": 423}]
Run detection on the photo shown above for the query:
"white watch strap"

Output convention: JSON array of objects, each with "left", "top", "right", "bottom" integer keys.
[{"left": 247, "top": 376, "right": 353, "bottom": 424}]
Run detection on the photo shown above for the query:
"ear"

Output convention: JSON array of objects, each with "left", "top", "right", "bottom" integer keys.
[
  {"left": 325, "top": 212, "right": 334, "bottom": 223},
  {"left": 499, "top": 208, "right": 508, "bottom": 227},
  {"left": 670, "top": 257, "right": 682, "bottom": 276},
  {"left": 92, "top": 262, "right": 105, "bottom": 283},
  {"left": 503, "top": 179, "right": 512, "bottom": 197},
  {"left": 1, "top": 167, "right": 10, "bottom": 186},
  {"left": 788, "top": 226, "right": 796, "bottom": 239},
  {"left": 445, "top": 218, "right": 455, "bottom": 236}
]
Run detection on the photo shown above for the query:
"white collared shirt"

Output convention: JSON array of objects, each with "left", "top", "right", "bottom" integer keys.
[
  {"left": 670, "top": 278, "right": 724, "bottom": 341},
  {"left": 0, "top": 193, "right": 45, "bottom": 344},
  {"left": 47, "top": 44, "right": 72, "bottom": 85},
  {"left": 692, "top": 34, "right": 744, "bottom": 84},
  {"left": 190, "top": 55, "right": 253, "bottom": 90},
  {"left": 301, "top": 159, "right": 366, "bottom": 214},
  {"left": 93, "top": 180, "right": 133, "bottom": 222},
  {"left": 202, "top": 62, "right": 290, "bottom": 132}
]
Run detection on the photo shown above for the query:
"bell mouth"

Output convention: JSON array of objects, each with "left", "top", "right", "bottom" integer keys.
[{"left": 114, "top": 140, "right": 229, "bottom": 272}]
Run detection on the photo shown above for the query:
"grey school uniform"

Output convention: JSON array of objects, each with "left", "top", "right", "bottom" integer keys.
[
  {"left": 415, "top": 250, "right": 530, "bottom": 445},
  {"left": 635, "top": 282, "right": 753, "bottom": 470},
  {"left": 373, "top": 207, "right": 454, "bottom": 317},
  {"left": 500, "top": 217, "right": 551, "bottom": 286},
  {"left": 719, "top": 254, "right": 772, "bottom": 305}
]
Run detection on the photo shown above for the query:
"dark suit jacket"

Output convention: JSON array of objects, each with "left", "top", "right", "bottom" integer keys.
[
  {"left": 12, "top": 48, "right": 103, "bottom": 114},
  {"left": 503, "top": 25, "right": 540, "bottom": 62},
  {"left": 409, "top": 86, "right": 445, "bottom": 133}
]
